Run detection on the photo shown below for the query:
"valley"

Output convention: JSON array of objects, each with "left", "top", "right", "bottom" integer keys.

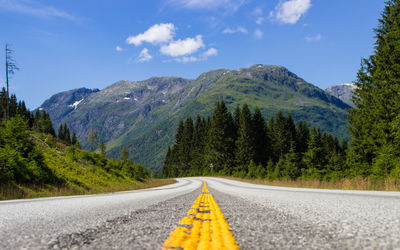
[{"left": 40, "top": 65, "right": 351, "bottom": 171}]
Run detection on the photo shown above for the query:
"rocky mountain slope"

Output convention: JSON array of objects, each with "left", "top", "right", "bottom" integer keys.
[
  {"left": 38, "top": 65, "right": 351, "bottom": 171},
  {"left": 325, "top": 83, "right": 356, "bottom": 107}
]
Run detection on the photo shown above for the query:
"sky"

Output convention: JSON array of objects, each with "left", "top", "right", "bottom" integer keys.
[{"left": 0, "top": 0, "right": 386, "bottom": 109}]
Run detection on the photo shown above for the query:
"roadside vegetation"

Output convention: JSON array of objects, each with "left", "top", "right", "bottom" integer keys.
[
  {"left": 162, "top": 1, "right": 400, "bottom": 191},
  {"left": 0, "top": 89, "right": 174, "bottom": 200}
]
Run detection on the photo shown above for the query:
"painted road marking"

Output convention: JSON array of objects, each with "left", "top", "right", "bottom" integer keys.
[{"left": 162, "top": 182, "right": 239, "bottom": 249}]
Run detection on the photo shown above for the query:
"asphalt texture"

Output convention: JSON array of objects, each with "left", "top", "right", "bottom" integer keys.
[{"left": 1, "top": 177, "right": 400, "bottom": 249}]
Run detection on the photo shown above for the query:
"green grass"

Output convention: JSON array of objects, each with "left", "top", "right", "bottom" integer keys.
[{"left": 0, "top": 133, "right": 175, "bottom": 200}]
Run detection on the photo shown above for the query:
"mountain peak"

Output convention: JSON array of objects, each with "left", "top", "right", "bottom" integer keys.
[{"left": 325, "top": 83, "right": 356, "bottom": 107}]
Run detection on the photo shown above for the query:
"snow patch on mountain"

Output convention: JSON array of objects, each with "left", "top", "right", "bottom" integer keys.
[{"left": 69, "top": 99, "right": 84, "bottom": 110}]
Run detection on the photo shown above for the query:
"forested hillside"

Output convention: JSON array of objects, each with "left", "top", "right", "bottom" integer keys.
[
  {"left": 0, "top": 89, "right": 151, "bottom": 200},
  {"left": 40, "top": 65, "right": 350, "bottom": 172},
  {"left": 163, "top": 101, "right": 347, "bottom": 181}
]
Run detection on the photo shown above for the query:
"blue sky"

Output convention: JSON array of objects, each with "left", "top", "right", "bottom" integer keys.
[{"left": 0, "top": 0, "right": 386, "bottom": 109}]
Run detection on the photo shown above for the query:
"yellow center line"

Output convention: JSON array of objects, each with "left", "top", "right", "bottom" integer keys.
[{"left": 162, "top": 181, "right": 239, "bottom": 250}]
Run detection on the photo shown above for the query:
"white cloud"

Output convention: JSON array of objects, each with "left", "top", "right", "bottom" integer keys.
[
  {"left": 270, "top": 0, "right": 311, "bottom": 24},
  {"left": 160, "top": 35, "right": 204, "bottom": 57},
  {"left": 126, "top": 23, "right": 176, "bottom": 46},
  {"left": 116, "top": 46, "right": 123, "bottom": 52},
  {"left": 254, "top": 29, "right": 263, "bottom": 39},
  {"left": 223, "top": 26, "right": 248, "bottom": 34},
  {"left": 256, "top": 17, "right": 265, "bottom": 25},
  {"left": 305, "top": 34, "right": 322, "bottom": 42},
  {"left": 175, "top": 48, "right": 218, "bottom": 63},
  {"left": 168, "top": 0, "right": 245, "bottom": 11},
  {"left": 203, "top": 48, "right": 218, "bottom": 57},
  {"left": 137, "top": 48, "right": 152, "bottom": 62},
  {"left": 0, "top": 0, "right": 76, "bottom": 20}
]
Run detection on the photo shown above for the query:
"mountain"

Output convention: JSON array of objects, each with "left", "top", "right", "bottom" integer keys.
[
  {"left": 38, "top": 65, "right": 351, "bottom": 172},
  {"left": 325, "top": 83, "right": 356, "bottom": 107},
  {"left": 40, "top": 87, "right": 100, "bottom": 124}
]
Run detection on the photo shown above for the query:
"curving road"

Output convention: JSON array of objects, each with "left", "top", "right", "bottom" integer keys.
[{"left": 1, "top": 177, "right": 399, "bottom": 249}]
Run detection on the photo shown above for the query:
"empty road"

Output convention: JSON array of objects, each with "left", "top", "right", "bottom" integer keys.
[{"left": 1, "top": 177, "right": 399, "bottom": 249}]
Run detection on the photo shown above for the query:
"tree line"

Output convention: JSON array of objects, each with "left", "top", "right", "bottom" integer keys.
[{"left": 162, "top": 101, "right": 348, "bottom": 180}]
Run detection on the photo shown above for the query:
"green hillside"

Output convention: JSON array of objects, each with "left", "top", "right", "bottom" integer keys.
[
  {"left": 0, "top": 113, "right": 150, "bottom": 200},
  {"left": 39, "top": 65, "right": 351, "bottom": 172}
]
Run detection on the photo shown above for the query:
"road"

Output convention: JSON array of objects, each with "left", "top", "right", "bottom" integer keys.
[{"left": 1, "top": 177, "right": 400, "bottom": 249}]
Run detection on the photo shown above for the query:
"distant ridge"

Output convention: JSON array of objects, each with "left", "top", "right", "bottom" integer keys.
[
  {"left": 39, "top": 65, "right": 350, "bottom": 171},
  {"left": 325, "top": 83, "right": 356, "bottom": 107}
]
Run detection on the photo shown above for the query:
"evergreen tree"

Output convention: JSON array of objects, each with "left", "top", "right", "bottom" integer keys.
[
  {"left": 205, "top": 101, "right": 236, "bottom": 174},
  {"left": 71, "top": 133, "right": 78, "bottom": 146},
  {"left": 302, "top": 127, "right": 327, "bottom": 179},
  {"left": 0, "top": 88, "right": 7, "bottom": 119},
  {"left": 162, "top": 147, "right": 172, "bottom": 177},
  {"left": 63, "top": 123, "right": 71, "bottom": 144},
  {"left": 120, "top": 146, "right": 129, "bottom": 163},
  {"left": 58, "top": 124, "right": 65, "bottom": 141},
  {"left": 252, "top": 107, "right": 269, "bottom": 166},
  {"left": 233, "top": 105, "right": 241, "bottom": 134},
  {"left": 235, "top": 104, "right": 255, "bottom": 170},
  {"left": 180, "top": 117, "right": 194, "bottom": 174},
  {"left": 189, "top": 115, "right": 208, "bottom": 175},
  {"left": 296, "top": 121, "right": 310, "bottom": 154},
  {"left": 270, "top": 111, "right": 296, "bottom": 161},
  {"left": 348, "top": 0, "right": 400, "bottom": 177},
  {"left": 9, "top": 94, "right": 17, "bottom": 118},
  {"left": 282, "top": 141, "right": 301, "bottom": 180},
  {"left": 88, "top": 129, "right": 99, "bottom": 151},
  {"left": 99, "top": 139, "right": 106, "bottom": 157}
]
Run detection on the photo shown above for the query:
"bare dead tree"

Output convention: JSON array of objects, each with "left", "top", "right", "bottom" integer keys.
[{"left": 5, "top": 44, "right": 19, "bottom": 120}]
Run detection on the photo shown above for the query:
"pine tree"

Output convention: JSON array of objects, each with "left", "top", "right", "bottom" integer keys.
[
  {"left": 120, "top": 146, "right": 129, "bottom": 163},
  {"left": 233, "top": 105, "right": 241, "bottom": 134},
  {"left": 0, "top": 88, "right": 7, "bottom": 120},
  {"left": 162, "top": 147, "right": 172, "bottom": 177},
  {"left": 205, "top": 101, "right": 236, "bottom": 174},
  {"left": 88, "top": 129, "right": 99, "bottom": 151},
  {"left": 189, "top": 115, "right": 208, "bottom": 175},
  {"left": 302, "top": 127, "right": 327, "bottom": 179},
  {"left": 271, "top": 111, "right": 296, "bottom": 161},
  {"left": 348, "top": 0, "right": 400, "bottom": 176},
  {"left": 252, "top": 107, "right": 269, "bottom": 166},
  {"left": 296, "top": 121, "right": 310, "bottom": 154},
  {"left": 9, "top": 94, "right": 17, "bottom": 118},
  {"left": 180, "top": 117, "right": 194, "bottom": 175},
  {"left": 282, "top": 141, "right": 301, "bottom": 180},
  {"left": 235, "top": 104, "right": 255, "bottom": 170},
  {"left": 99, "top": 139, "right": 106, "bottom": 157},
  {"left": 58, "top": 124, "right": 65, "bottom": 141},
  {"left": 71, "top": 132, "right": 79, "bottom": 146},
  {"left": 63, "top": 123, "right": 71, "bottom": 144}
]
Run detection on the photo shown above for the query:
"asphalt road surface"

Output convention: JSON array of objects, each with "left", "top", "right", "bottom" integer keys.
[{"left": 1, "top": 177, "right": 399, "bottom": 249}]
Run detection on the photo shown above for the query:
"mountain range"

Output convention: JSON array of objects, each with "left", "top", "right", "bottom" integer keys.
[
  {"left": 39, "top": 65, "right": 351, "bottom": 172},
  {"left": 325, "top": 83, "right": 356, "bottom": 107}
]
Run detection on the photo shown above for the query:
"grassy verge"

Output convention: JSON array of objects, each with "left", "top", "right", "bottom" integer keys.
[
  {"left": 222, "top": 177, "right": 400, "bottom": 191},
  {"left": 0, "top": 178, "right": 176, "bottom": 200}
]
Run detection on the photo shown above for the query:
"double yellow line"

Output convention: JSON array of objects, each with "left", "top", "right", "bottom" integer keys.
[{"left": 163, "top": 181, "right": 239, "bottom": 249}]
